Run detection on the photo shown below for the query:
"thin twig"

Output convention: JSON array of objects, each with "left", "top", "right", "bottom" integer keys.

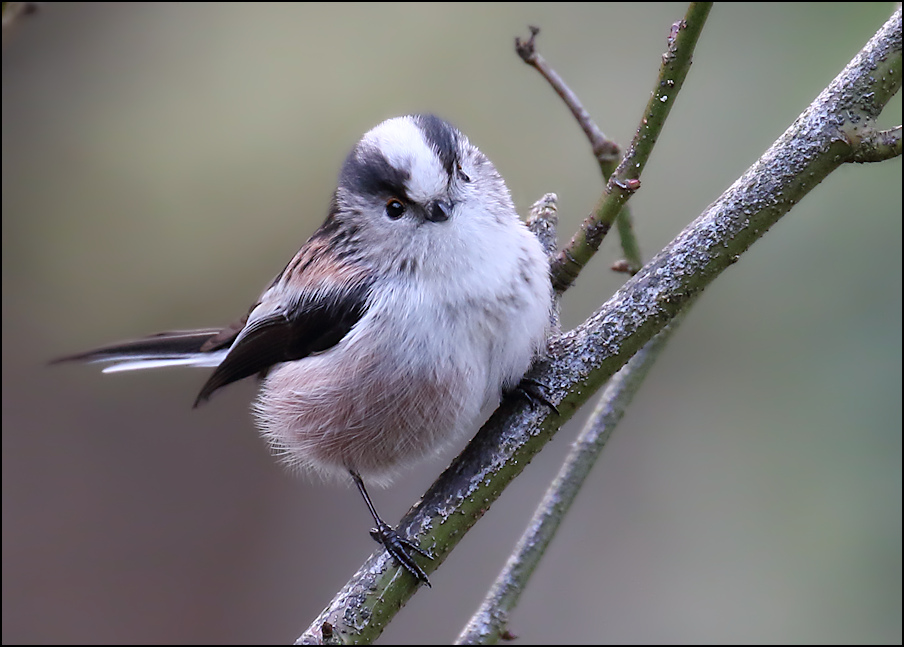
[
  {"left": 550, "top": 3, "right": 712, "bottom": 293},
  {"left": 516, "top": 26, "right": 620, "bottom": 167},
  {"left": 456, "top": 313, "right": 684, "bottom": 644},
  {"left": 516, "top": 26, "right": 644, "bottom": 275},
  {"left": 525, "top": 192, "right": 560, "bottom": 260},
  {"left": 525, "top": 193, "right": 562, "bottom": 334},
  {"left": 461, "top": 23, "right": 677, "bottom": 633},
  {"left": 460, "top": 19, "right": 701, "bottom": 631},
  {"left": 848, "top": 125, "right": 903, "bottom": 162},
  {"left": 297, "top": 6, "right": 901, "bottom": 643},
  {"left": 614, "top": 210, "right": 644, "bottom": 275}
]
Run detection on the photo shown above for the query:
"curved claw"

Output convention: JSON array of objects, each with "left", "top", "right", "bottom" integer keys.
[
  {"left": 513, "top": 377, "right": 560, "bottom": 415},
  {"left": 369, "top": 521, "right": 432, "bottom": 587},
  {"left": 351, "top": 469, "right": 433, "bottom": 586}
]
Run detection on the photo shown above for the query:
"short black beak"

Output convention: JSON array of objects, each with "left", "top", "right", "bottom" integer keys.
[{"left": 426, "top": 201, "right": 452, "bottom": 223}]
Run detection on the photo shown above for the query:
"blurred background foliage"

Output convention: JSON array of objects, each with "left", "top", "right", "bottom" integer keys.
[{"left": 3, "top": 3, "right": 901, "bottom": 644}]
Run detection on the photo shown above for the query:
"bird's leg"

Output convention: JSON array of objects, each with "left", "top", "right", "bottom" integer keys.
[{"left": 349, "top": 470, "right": 432, "bottom": 587}]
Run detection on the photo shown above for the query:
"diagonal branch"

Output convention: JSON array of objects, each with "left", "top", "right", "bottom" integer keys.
[
  {"left": 297, "top": 5, "right": 901, "bottom": 644},
  {"left": 455, "top": 311, "right": 685, "bottom": 644},
  {"left": 549, "top": 2, "right": 712, "bottom": 293},
  {"left": 516, "top": 24, "right": 644, "bottom": 275},
  {"left": 516, "top": 25, "right": 621, "bottom": 170}
]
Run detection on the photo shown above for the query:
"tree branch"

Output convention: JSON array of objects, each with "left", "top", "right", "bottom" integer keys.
[
  {"left": 515, "top": 26, "right": 620, "bottom": 169},
  {"left": 549, "top": 2, "right": 712, "bottom": 293},
  {"left": 516, "top": 25, "right": 646, "bottom": 275},
  {"left": 848, "top": 125, "right": 902, "bottom": 162},
  {"left": 297, "top": 5, "right": 901, "bottom": 644},
  {"left": 456, "top": 312, "right": 684, "bottom": 644}
]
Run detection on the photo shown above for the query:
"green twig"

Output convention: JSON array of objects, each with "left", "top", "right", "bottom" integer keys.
[
  {"left": 297, "top": 6, "right": 901, "bottom": 644},
  {"left": 456, "top": 312, "right": 684, "bottom": 644},
  {"left": 516, "top": 25, "right": 646, "bottom": 275},
  {"left": 848, "top": 125, "right": 902, "bottom": 162},
  {"left": 550, "top": 3, "right": 712, "bottom": 292}
]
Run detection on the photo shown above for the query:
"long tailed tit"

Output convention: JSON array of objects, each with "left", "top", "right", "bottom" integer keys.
[{"left": 54, "top": 114, "right": 553, "bottom": 585}]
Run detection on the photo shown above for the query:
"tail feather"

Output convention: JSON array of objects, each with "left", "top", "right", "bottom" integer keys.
[{"left": 50, "top": 329, "right": 229, "bottom": 372}]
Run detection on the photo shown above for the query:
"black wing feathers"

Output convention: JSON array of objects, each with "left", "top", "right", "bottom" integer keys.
[
  {"left": 50, "top": 329, "right": 225, "bottom": 365},
  {"left": 193, "top": 283, "right": 370, "bottom": 406}
]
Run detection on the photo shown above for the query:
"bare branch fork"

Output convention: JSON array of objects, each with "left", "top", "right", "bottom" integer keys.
[
  {"left": 457, "top": 3, "right": 712, "bottom": 637},
  {"left": 299, "top": 4, "right": 901, "bottom": 643}
]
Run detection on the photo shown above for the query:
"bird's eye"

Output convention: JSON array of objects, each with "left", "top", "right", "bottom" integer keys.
[
  {"left": 456, "top": 163, "right": 471, "bottom": 183},
  {"left": 385, "top": 199, "right": 406, "bottom": 219}
]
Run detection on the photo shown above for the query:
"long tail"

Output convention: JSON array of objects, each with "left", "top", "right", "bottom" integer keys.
[{"left": 50, "top": 329, "right": 231, "bottom": 373}]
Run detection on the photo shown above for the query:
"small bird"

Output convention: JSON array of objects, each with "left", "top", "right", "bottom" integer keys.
[{"left": 53, "top": 114, "right": 553, "bottom": 585}]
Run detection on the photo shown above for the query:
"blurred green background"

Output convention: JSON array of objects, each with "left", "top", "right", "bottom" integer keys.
[{"left": 3, "top": 3, "right": 901, "bottom": 644}]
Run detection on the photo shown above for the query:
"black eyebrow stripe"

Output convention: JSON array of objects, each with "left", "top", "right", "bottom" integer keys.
[
  {"left": 414, "top": 114, "right": 459, "bottom": 178},
  {"left": 339, "top": 144, "right": 411, "bottom": 200}
]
